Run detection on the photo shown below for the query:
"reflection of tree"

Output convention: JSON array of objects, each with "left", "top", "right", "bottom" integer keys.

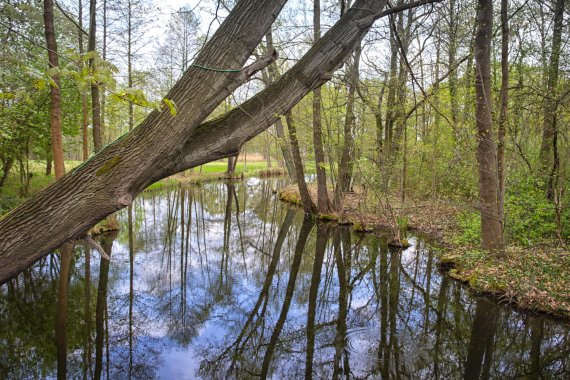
[
  {"left": 3, "top": 180, "right": 570, "bottom": 378},
  {"left": 56, "top": 243, "right": 74, "bottom": 380},
  {"left": 464, "top": 298, "right": 499, "bottom": 380},
  {"left": 95, "top": 232, "right": 116, "bottom": 380},
  {"left": 306, "top": 222, "right": 329, "bottom": 379},
  {"left": 332, "top": 228, "right": 349, "bottom": 379},
  {"left": 199, "top": 207, "right": 296, "bottom": 378},
  {"left": 260, "top": 217, "right": 314, "bottom": 378}
]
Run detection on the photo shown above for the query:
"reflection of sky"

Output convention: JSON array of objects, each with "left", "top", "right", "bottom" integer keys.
[
  {"left": 102, "top": 179, "right": 570, "bottom": 378},
  {"left": 2, "top": 179, "right": 570, "bottom": 379}
]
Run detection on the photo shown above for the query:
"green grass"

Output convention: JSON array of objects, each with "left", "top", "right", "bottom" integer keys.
[
  {"left": 196, "top": 161, "right": 269, "bottom": 174},
  {"left": 0, "top": 160, "right": 82, "bottom": 215},
  {"left": 0, "top": 160, "right": 279, "bottom": 215}
]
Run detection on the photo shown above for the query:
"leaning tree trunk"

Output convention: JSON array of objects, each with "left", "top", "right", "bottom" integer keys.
[
  {"left": 0, "top": 0, "right": 441, "bottom": 283},
  {"left": 264, "top": 29, "right": 296, "bottom": 181},
  {"left": 474, "top": 0, "right": 503, "bottom": 252},
  {"left": 43, "top": 0, "right": 65, "bottom": 179},
  {"left": 0, "top": 0, "right": 290, "bottom": 283}
]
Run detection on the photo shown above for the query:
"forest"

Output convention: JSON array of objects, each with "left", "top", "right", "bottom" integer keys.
[{"left": 0, "top": 0, "right": 569, "bottom": 378}]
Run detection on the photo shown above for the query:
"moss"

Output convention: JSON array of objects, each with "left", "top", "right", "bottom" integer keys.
[
  {"left": 353, "top": 222, "right": 373, "bottom": 232},
  {"left": 318, "top": 213, "right": 338, "bottom": 221},
  {"left": 96, "top": 156, "right": 122, "bottom": 176}
]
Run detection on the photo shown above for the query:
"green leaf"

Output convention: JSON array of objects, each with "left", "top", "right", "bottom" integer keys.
[{"left": 163, "top": 98, "right": 177, "bottom": 116}]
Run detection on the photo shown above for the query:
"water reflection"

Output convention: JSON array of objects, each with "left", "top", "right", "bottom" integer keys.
[{"left": 0, "top": 178, "right": 569, "bottom": 379}]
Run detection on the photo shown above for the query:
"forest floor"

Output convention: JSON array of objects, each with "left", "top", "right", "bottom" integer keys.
[{"left": 278, "top": 184, "right": 570, "bottom": 319}]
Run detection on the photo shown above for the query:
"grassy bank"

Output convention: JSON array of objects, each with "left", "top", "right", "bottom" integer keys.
[
  {"left": 1, "top": 159, "right": 285, "bottom": 214},
  {"left": 0, "top": 160, "right": 82, "bottom": 215},
  {"left": 147, "top": 162, "right": 286, "bottom": 190},
  {"left": 278, "top": 184, "right": 570, "bottom": 319}
]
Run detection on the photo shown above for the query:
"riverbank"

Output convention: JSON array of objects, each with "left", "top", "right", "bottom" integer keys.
[
  {"left": 0, "top": 160, "right": 283, "bottom": 214},
  {"left": 278, "top": 184, "right": 570, "bottom": 319}
]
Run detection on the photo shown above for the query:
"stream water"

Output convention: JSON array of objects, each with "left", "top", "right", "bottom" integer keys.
[{"left": 1, "top": 178, "right": 569, "bottom": 379}]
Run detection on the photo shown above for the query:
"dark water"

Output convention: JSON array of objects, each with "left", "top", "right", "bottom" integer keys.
[{"left": 1, "top": 178, "right": 569, "bottom": 379}]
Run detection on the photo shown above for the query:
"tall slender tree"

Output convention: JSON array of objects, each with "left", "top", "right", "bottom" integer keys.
[
  {"left": 497, "top": 0, "right": 509, "bottom": 228},
  {"left": 312, "top": 0, "right": 333, "bottom": 214},
  {"left": 43, "top": 0, "right": 65, "bottom": 179},
  {"left": 88, "top": 0, "right": 102, "bottom": 152},
  {"left": 474, "top": 0, "right": 503, "bottom": 252},
  {"left": 79, "top": 0, "right": 89, "bottom": 160},
  {"left": 539, "top": 0, "right": 565, "bottom": 200}
]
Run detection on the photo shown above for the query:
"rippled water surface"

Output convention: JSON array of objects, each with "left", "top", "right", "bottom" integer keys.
[{"left": 1, "top": 178, "right": 569, "bottom": 379}]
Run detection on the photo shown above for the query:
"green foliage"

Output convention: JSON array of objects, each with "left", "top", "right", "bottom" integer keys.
[
  {"left": 504, "top": 174, "right": 559, "bottom": 245},
  {"left": 453, "top": 211, "right": 481, "bottom": 245}
]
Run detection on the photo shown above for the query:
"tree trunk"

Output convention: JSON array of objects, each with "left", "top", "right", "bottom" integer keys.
[
  {"left": 0, "top": 0, "right": 290, "bottom": 283},
  {"left": 539, "top": 0, "right": 564, "bottom": 199},
  {"left": 79, "top": 0, "right": 89, "bottom": 161},
  {"left": 474, "top": 0, "right": 503, "bottom": 252},
  {"left": 0, "top": 0, "right": 440, "bottom": 283},
  {"left": 286, "top": 112, "right": 318, "bottom": 214},
  {"left": 101, "top": 0, "right": 107, "bottom": 146},
  {"left": 447, "top": 0, "right": 459, "bottom": 136},
  {"left": 43, "top": 0, "right": 65, "bottom": 179},
  {"left": 0, "top": 155, "right": 13, "bottom": 187},
  {"left": 497, "top": 0, "right": 508, "bottom": 229},
  {"left": 312, "top": 0, "right": 333, "bottom": 214},
  {"left": 275, "top": 118, "right": 296, "bottom": 181},
  {"left": 334, "top": 42, "right": 361, "bottom": 209},
  {"left": 264, "top": 29, "right": 296, "bottom": 181},
  {"left": 45, "top": 146, "right": 53, "bottom": 176},
  {"left": 89, "top": 0, "right": 102, "bottom": 152}
]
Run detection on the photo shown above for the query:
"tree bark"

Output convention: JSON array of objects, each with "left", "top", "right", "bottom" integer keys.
[
  {"left": 43, "top": 0, "right": 66, "bottom": 179},
  {"left": 274, "top": 118, "right": 296, "bottom": 181},
  {"left": 334, "top": 42, "right": 361, "bottom": 209},
  {"left": 474, "top": 0, "right": 503, "bottom": 252},
  {"left": 312, "top": 0, "right": 333, "bottom": 214},
  {"left": 539, "top": 0, "right": 564, "bottom": 199},
  {"left": 286, "top": 112, "right": 318, "bottom": 214},
  {"left": 88, "top": 0, "right": 102, "bottom": 152},
  {"left": 264, "top": 29, "right": 296, "bottom": 181},
  {"left": 79, "top": 0, "right": 89, "bottom": 161},
  {"left": 447, "top": 0, "right": 459, "bottom": 137},
  {"left": 497, "top": 0, "right": 508, "bottom": 229}
]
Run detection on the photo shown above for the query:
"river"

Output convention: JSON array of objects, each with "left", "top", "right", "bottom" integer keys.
[{"left": 1, "top": 178, "right": 569, "bottom": 379}]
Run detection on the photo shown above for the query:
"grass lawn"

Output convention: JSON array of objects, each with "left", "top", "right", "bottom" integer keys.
[{"left": 0, "top": 160, "right": 82, "bottom": 215}]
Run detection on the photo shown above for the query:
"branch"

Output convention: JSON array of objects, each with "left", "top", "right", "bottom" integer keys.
[
  {"left": 171, "top": 1, "right": 391, "bottom": 174},
  {"left": 84, "top": 235, "right": 110, "bottom": 261},
  {"left": 54, "top": 0, "right": 89, "bottom": 37},
  {"left": 373, "top": 0, "right": 445, "bottom": 20}
]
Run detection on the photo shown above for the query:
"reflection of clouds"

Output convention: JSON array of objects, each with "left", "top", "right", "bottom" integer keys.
[{"left": 2, "top": 179, "right": 570, "bottom": 379}]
